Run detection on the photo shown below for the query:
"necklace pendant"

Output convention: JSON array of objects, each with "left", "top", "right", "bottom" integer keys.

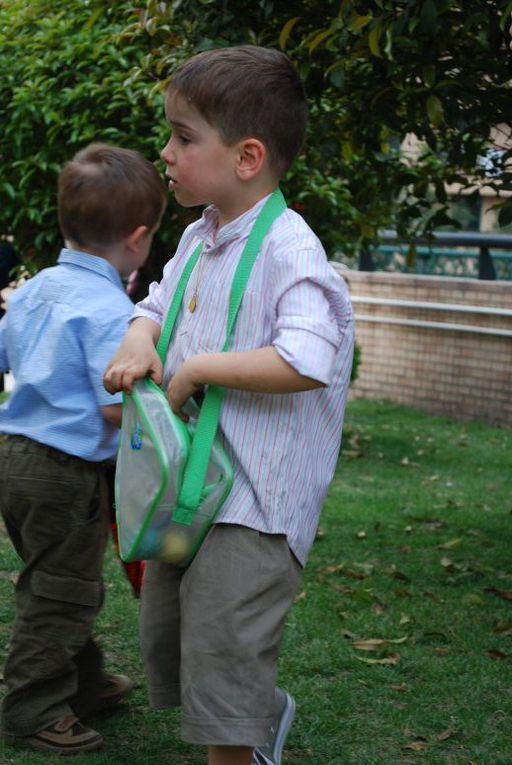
[{"left": 188, "top": 294, "right": 197, "bottom": 313}]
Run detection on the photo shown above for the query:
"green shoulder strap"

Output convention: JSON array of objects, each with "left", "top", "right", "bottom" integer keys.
[
  {"left": 157, "top": 188, "right": 287, "bottom": 525},
  {"left": 155, "top": 243, "right": 203, "bottom": 362}
]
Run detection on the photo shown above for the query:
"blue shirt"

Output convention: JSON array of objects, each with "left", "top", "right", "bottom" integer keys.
[{"left": 0, "top": 249, "right": 134, "bottom": 461}]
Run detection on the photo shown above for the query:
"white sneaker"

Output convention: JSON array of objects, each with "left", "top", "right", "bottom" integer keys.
[{"left": 253, "top": 688, "right": 295, "bottom": 765}]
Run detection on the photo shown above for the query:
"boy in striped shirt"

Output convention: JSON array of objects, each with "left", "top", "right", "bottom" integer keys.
[{"left": 104, "top": 45, "right": 354, "bottom": 765}]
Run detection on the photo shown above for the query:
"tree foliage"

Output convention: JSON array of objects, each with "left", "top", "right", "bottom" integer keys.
[
  {"left": 1, "top": 0, "right": 511, "bottom": 269},
  {"left": 0, "top": 0, "right": 175, "bottom": 267}
]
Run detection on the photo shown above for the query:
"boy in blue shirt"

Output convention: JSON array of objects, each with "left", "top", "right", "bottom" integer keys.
[
  {"left": 105, "top": 46, "right": 354, "bottom": 765},
  {"left": 0, "top": 143, "right": 167, "bottom": 754}
]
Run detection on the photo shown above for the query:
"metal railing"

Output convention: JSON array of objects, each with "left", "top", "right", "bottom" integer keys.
[
  {"left": 350, "top": 295, "right": 512, "bottom": 338},
  {"left": 362, "top": 230, "right": 512, "bottom": 280}
]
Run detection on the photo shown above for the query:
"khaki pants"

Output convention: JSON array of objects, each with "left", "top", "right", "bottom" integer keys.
[
  {"left": 0, "top": 435, "right": 110, "bottom": 736},
  {"left": 140, "top": 524, "right": 303, "bottom": 747}
]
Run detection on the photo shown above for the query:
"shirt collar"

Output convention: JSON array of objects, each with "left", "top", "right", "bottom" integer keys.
[
  {"left": 195, "top": 192, "right": 275, "bottom": 251},
  {"left": 57, "top": 248, "right": 125, "bottom": 290}
]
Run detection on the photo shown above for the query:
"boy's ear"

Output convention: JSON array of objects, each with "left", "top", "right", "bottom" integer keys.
[
  {"left": 126, "top": 225, "right": 149, "bottom": 252},
  {"left": 235, "top": 138, "right": 267, "bottom": 180}
]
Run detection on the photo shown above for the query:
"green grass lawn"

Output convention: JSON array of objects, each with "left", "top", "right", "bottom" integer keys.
[{"left": 0, "top": 399, "right": 511, "bottom": 764}]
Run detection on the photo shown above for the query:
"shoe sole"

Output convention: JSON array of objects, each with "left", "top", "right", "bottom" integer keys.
[
  {"left": 4, "top": 728, "right": 103, "bottom": 756},
  {"left": 25, "top": 735, "right": 104, "bottom": 756},
  {"left": 273, "top": 692, "right": 295, "bottom": 765}
]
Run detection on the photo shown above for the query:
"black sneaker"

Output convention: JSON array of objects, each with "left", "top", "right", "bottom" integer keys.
[{"left": 253, "top": 688, "right": 295, "bottom": 765}]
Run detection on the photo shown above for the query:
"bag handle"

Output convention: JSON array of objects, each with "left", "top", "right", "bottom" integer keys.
[{"left": 156, "top": 188, "right": 287, "bottom": 525}]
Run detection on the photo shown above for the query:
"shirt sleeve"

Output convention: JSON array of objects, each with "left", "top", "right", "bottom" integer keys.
[
  {"left": 0, "top": 315, "right": 8, "bottom": 373},
  {"left": 270, "top": 247, "right": 353, "bottom": 385},
  {"left": 82, "top": 302, "right": 134, "bottom": 407},
  {"left": 131, "top": 273, "right": 168, "bottom": 326}
]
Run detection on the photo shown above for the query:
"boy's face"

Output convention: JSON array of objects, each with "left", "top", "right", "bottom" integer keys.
[{"left": 161, "top": 92, "right": 239, "bottom": 219}]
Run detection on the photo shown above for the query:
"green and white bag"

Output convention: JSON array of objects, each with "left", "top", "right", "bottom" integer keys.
[{"left": 115, "top": 189, "right": 286, "bottom": 566}]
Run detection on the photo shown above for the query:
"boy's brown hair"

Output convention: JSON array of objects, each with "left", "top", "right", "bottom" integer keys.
[
  {"left": 58, "top": 143, "right": 167, "bottom": 250},
  {"left": 167, "top": 45, "right": 308, "bottom": 178}
]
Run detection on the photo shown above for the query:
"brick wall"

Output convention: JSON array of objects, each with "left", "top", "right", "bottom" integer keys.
[{"left": 333, "top": 267, "right": 512, "bottom": 427}]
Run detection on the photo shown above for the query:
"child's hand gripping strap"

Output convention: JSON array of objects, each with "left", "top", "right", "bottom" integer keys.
[{"left": 156, "top": 188, "right": 287, "bottom": 526}]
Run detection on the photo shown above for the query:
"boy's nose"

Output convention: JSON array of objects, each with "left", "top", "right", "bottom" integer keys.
[{"left": 160, "top": 142, "right": 174, "bottom": 165}]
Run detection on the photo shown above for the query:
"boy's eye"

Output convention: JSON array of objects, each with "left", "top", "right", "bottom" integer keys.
[{"left": 178, "top": 135, "right": 191, "bottom": 145}]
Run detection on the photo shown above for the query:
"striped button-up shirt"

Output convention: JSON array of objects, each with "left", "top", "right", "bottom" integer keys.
[{"left": 134, "top": 193, "right": 354, "bottom": 564}]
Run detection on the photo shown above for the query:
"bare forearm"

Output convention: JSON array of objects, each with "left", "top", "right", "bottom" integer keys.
[
  {"left": 127, "top": 316, "right": 162, "bottom": 345},
  {"left": 186, "top": 346, "right": 323, "bottom": 394},
  {"left": 101, "top": 403, "right": 122, "bottom": 428}
]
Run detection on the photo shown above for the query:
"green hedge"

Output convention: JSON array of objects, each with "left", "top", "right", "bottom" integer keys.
[{"left": 1, "top": 0, "right": 511, "bottom": 273}]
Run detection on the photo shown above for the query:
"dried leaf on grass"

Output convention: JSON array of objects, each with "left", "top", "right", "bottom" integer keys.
[
  {"left": 486, "top": 649, "right": 509, "bottom": 660},
  {"left": 436, "top": 728, "right": 458, "bottom": 741},
  {"left": 441, "top": 557, "right": 483, "bottom": 576},
  {"left": 344, "top": 569, "right": 369, "bottom": 580},
  {"left": 402, "top": 739, "right": 428, "bottom": 751},
  {"left": 356, "top": 652, "right": 401, "bottom": 665},
  {"left": 437, "top": 538, "right": 463, "bottom": 550},
  {"left": 485, "top": 587, "right": 512, "bottom": 602},
  {"left": 390, "top": 682, "right": 408, "bottom": 692},
  {"left": 421, "top": 630, "right": 447, "bottom": 643},
  {"left": 316, "top": 563, "right": 368, "bottom": 580},
  {"left": 343, "top": 449, "right": 363, "bottom": 460},
  {"left": 401, "top": 728, "right": 458, "bottom": 752},
  {"left": 352, "top": 636, "right": 407, "bottom": 651},
  {"left": 493, "top": 621, "right": 512, "bottom": 636}
]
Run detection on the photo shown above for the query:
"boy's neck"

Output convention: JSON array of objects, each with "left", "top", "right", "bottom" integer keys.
[
  {"left": 64, "top": 240, "right": 128, "bottom": 277},
  {"left": 216, "top": 180, "right": 279, "bottom": 229}
]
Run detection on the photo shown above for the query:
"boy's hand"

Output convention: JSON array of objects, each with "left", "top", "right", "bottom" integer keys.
[
  {"left": 103, "top": 317, "right": 163, "bottom": 394},
  {"left": 104, "top": 347, "right": 163, "bottom": 394},
  {"left": 167, "top": 358, "right": 203, "bottom": 422}
]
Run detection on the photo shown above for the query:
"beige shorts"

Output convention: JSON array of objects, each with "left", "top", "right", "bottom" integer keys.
[{"left": 139, "top": 523, "right": 302, "bottom": 747}]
